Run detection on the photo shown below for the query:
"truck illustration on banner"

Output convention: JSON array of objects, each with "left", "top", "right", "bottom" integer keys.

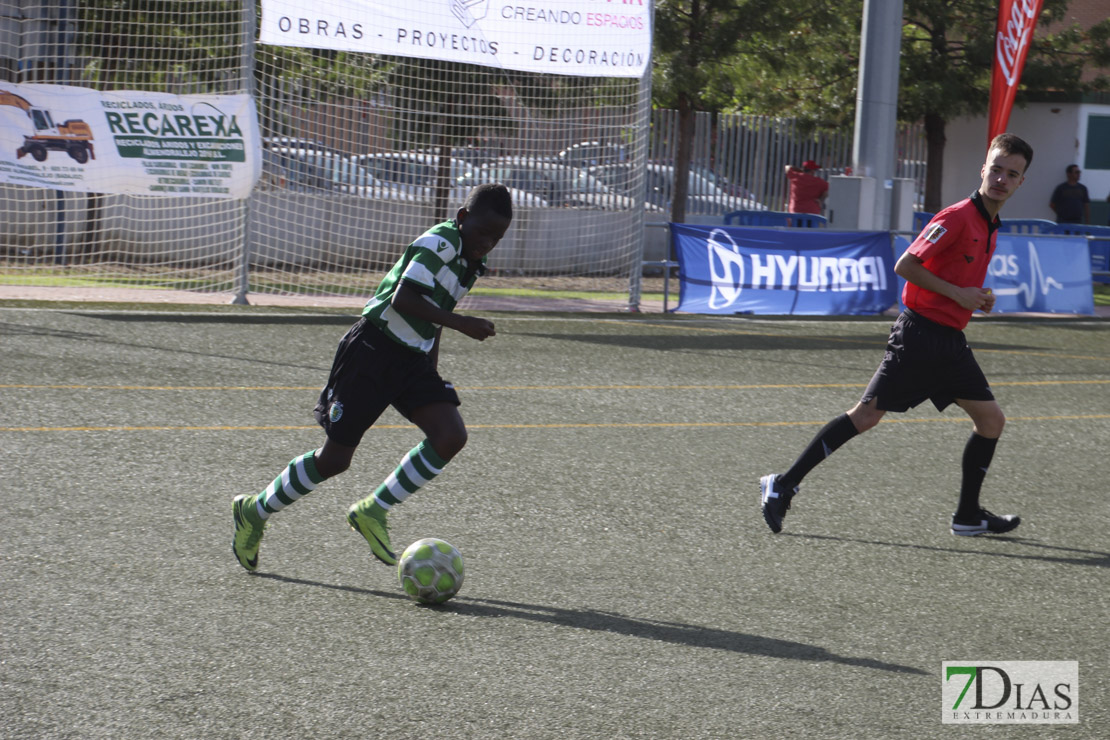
[{"left": 0, "top": 88, "right": 95, "bottom": 163}]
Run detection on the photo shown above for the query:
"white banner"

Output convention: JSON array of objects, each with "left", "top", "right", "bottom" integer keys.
[
  {"left": 259, "top": 0, "right": 651, "bottom": 78},
  {"left": 0, "top": 83, "right": 260, "bottom": 199}
]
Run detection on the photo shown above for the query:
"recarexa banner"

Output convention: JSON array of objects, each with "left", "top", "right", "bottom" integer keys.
[
  {"left": 893, "top": 234, "right": 1094, "bottom": 315},
  {"left": 0, "top": 83, "right": 260, "bottom": 199},
  {"left": 671, "top": 224, "right": 897, "bottom": 315}
]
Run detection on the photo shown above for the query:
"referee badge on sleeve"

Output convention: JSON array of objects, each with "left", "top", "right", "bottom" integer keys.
[{"left": 924, "top": 223, "right": 947, "bottom": 243}]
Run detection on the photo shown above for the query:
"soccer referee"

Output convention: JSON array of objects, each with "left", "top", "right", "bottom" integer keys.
[{"left": 760, "top": 133, "right": 1034, "bottom": 537}]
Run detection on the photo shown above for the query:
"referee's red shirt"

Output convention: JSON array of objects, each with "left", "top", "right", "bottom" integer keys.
[{"left": 903, "top": 192, "right": 999, "bottom": 330}]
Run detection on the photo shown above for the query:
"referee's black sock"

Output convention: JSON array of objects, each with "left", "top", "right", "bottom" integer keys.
[
  {"left": 956, "top": 432, "right": 998, "bottom": 520},
  {"left": 781, "top": 413, "right": 859, "bottom": 490}
]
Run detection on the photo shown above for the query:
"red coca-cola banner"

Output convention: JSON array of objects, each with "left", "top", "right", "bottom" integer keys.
[{"left": 988, "top": 0, "right": 1044, "bottom": 147}]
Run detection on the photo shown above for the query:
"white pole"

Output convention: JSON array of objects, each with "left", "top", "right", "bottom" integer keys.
[{"left": 853, "top": 0, "right": 904, "bottom": 230}]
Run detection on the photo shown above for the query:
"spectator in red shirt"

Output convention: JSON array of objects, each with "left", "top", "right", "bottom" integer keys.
[
  {"left": 760, "top": 133, "right": 1034, "bottom": 538},
  {"left": 785, "top": 160, "right": 828, "bottom": 215}
]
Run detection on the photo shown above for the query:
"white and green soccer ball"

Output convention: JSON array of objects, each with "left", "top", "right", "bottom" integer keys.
[{"left": 397, "top": 538, "right": 464, "bottom": 605}]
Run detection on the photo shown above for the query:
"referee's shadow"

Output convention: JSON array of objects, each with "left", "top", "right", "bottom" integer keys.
[
  {"left": 780, "top": 532, "right": 1110, "bottom": 568},
  {"left": 253, "top": 572, "right": 927, "bottom": 676}
]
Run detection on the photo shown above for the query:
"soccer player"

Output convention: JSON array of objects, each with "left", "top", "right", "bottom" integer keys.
[
  {"left": 232, "top": 183, "right": 513, "bottom": 571},
  {"left": 760, "top": 133, "right": 1034, "bottom": 537}
]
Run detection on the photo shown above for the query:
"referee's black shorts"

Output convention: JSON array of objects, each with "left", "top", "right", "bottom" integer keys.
[
  {"left": 861, "top": 309, "right": 993, "bottom": 413},
  {"left": 313, "top": 318, "right": 460, "bottom": 447}
]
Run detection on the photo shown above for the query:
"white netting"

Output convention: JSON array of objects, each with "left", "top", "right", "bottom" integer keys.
[
  {"left": 251, "top": 18, "right": 652, "bottom": 297},
  {"left": 0, "top": 1, "right": 249, "bottom": 293},
  {"left": 0, "top": 1, "right": 652, "bottom": 303},
  {"left": 1, "top": 2, "right": 928, "bottom": 308}
]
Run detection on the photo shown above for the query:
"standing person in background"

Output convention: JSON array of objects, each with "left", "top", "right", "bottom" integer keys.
[
  {"left": 1048, "top": 164, "right": 1088, "bottom": 224},
  {"left": 759, "top": 133, "right": 1034, "bottom": 538},
  {"left": 785, "top": 160, "right": 829, "bottom": 215}
]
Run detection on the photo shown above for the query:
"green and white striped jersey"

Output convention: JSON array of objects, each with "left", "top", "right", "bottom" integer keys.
[{"left": 362, "top": 220, "right": 486, "bottom": 354}]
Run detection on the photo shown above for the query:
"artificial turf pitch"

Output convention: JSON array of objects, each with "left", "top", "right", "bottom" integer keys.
[{"left": 1, "top": 306, "right": 1107, "bottom": 739}]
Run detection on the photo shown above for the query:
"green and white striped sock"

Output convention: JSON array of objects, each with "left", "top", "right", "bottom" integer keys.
[
  {"left": 256, "top": 450, "right": 325, "bottom": 520},
  {"left": 366, "top": 440, "right": 447, "bottom": 511}
]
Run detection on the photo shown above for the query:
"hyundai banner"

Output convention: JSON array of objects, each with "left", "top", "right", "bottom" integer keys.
[
  {"left": 671, "top": 225, "right": 897, "bottom": 315},
  {"left": 893, "top": 234, "right": 1094, "bottom": 315}
]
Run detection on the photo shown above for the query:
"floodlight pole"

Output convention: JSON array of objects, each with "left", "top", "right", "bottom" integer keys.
[{"left": 852, "top": 0, "right": 904, "bottom": 230}]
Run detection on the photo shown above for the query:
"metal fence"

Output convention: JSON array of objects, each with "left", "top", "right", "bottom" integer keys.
[
  {"left": 0, "top": 1, "right": 930, "bottom": 309},
  {"left": 648, "top": 110, "right": 927, "bottom": 215}
]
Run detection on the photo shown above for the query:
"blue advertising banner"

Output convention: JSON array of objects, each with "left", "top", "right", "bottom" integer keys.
[
  {"left": 892, "top": 233, "right": 1094, "bottom": 315},
  {"left": 671, "top": 224, "right": 897, "bottom": 315}
]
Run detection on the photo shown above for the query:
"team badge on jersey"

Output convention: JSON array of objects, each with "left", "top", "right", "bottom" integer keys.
[
  {"left": 329, "top": 401, "right": 344, "bottom": 423},
  {"left": 923, "top": 223, "right": 947, "bottom": 243}
]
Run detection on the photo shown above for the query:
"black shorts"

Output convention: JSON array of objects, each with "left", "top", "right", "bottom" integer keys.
[
  {"left": 861, "top": 309, "right": 993, "bottom": 413},
  {"left": 313, "top": 318, "right": 460, "bottom": 447}
]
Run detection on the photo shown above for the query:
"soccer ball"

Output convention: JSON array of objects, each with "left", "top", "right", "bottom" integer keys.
[{"left": 397, "top": 538, "right": 465, "bottom": 604}]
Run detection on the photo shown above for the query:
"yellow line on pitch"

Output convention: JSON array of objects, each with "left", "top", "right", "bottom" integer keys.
[
  {"left": 593, "top": 319, "right": 1110, "bottom": 360},
  {"left": 0, "top": 382, "right": 864, "bottom": 391},
  {"left": 594, "top": 318, "right": 885, "bottom": 346},
  {"left": 4, "top": 414, "right": 1109, "bottom": 433},
  {"left": 2, "top": 380, "right": 1109, "bottom": 392},
  {"left": 978, "top": 348, "right": 1110, "bottom": 361},
  {"left": 0, "top": 384, "right": 319, "bottom": 391}
]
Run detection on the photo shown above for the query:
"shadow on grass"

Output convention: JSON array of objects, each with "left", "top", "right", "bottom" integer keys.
[
  {"left": 255, "top": 572, "right": 927, "bottom": 676},
  {"left": 0, "top": 318, "right": 331, "bottom": 373},
  {"left": 515, "top": 330, "right": 1042, "bottom": 355},
  {"left": 77, "top": 312, "right": 356, "bottom": 324},
  {"left": 782, "top": 532, "right": 1110, "bottom": 568}
]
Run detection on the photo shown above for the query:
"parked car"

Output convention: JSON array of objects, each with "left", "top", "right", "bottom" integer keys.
[
  {"left": 475, "top": 156, "right": 644, "bottom": 211},
  {"left": 588, "top": 162, "right": 766, "bottom": 216},
  {"left": 685, "top": 163, "right": 759, "bottom": 200},
  {"left": 260, "top": 148, "right": 330, "bottom": 192},
  {"left": 556, "top": 140, "right": 628, "bottom": 168},
  {"left": 352, "top": 151, "right": 547, "bottom": 207},
  {"left": 261, "top": 148, "right": 412, "bottom": 200},
  {"left": 261, "top": 136, "right": 345, "bottom": 156}
]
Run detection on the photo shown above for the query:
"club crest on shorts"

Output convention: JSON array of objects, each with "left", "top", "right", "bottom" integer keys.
[{"left": 328, "top": 400, "right": 344, "bottom": 423}]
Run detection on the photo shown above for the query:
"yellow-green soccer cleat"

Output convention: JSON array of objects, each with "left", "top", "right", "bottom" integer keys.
[
  {"left": 232, "top": 494, "right": 266, "bottom": 572},
  {"left": 347, "top": 503, "right": 397, "bottom": 566}
]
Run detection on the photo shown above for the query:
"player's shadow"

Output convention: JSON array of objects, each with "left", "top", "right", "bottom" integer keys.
[
  {"left": 255, "top": 573, "right": 926, "bottom": 676},
  {"left": 782, "top": 532, "right": 1110, "bottom": 568},
  {"left": 516, "top": 330, "right": 1041, "bottom": 355},
  {"left": 515, "top": 330, "right": 881, "bottom": 353},
  {"left": 456, "top": 597, "right": 927, "bottom": 675},
  {"left": 0, "top": 318, "right": 329, "bottom": 373}
]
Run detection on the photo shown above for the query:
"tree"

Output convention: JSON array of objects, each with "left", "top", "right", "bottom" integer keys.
[
  {"left": 719, "top": 1, "right": 1110, "bottom": 213},
  {"left": 722, "top": 2, "right": 863, "bottom": 130},
  {"left": 654, "top": 1, "right": 776, "bottom": 222},
  {"left": 902, "top": 0, "right": 1110, "bottom": 211},
  {"left": 654, "top": 1, "right": 855, "bottom": 222}
]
